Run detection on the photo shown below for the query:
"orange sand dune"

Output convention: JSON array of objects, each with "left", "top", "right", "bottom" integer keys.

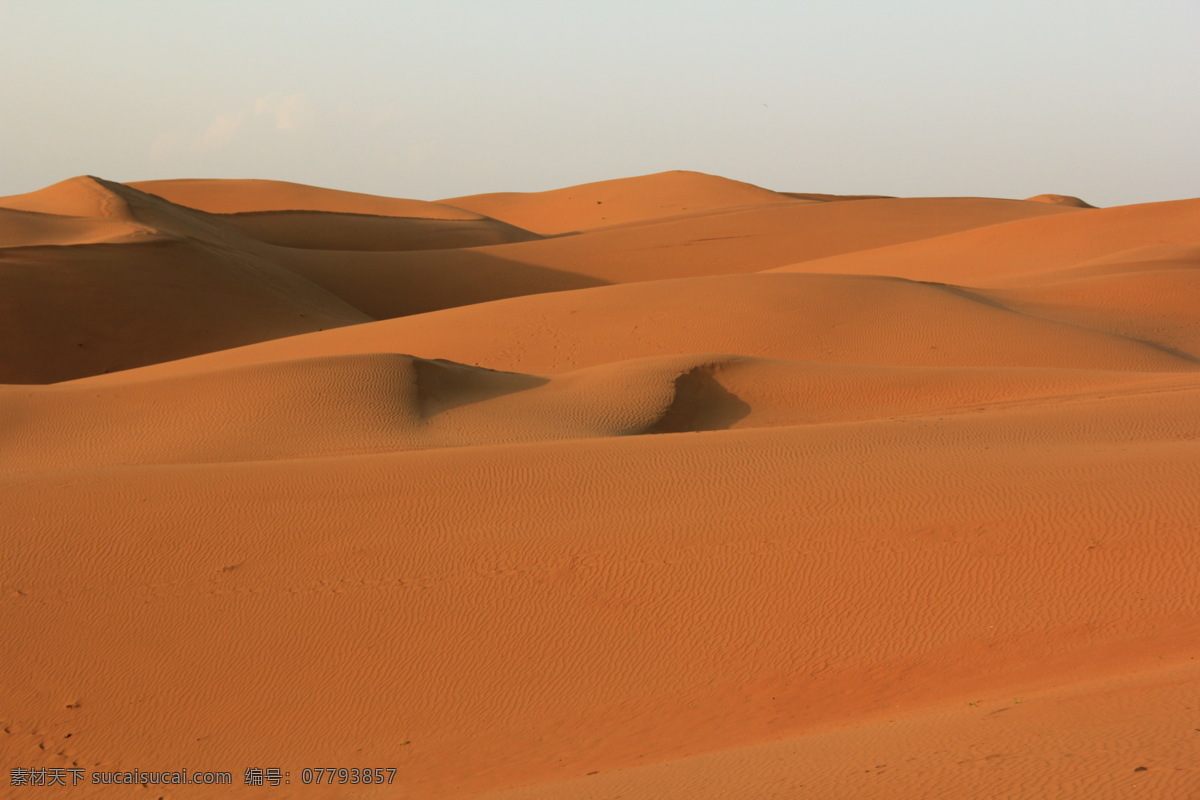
[
  {"left": 0, "top": 175, "right": 306, "bottom": 248},
  {"left": 431, "top": 195, "right": 1082, "bottom": 286},
  {"left": 0, "top": 237, "right": 367, "bottom": 384},
  {"left": 130, "top": 177, "right": 483, "bottom": 218},
  {"left": 7, "top": 352, "right": 1185, "bottom": 470},
  {"left": 0, "top": 176, "right": 142, "bottom": 218},
  {"left": 129, "top": 178, "right": 542, "bottom": 251},
  {"left": 0, "top": 178, "right": 428, "bottom": 382},
  {"left": 2, "top": 171, "right": 1198, "bottom": 799},
  {"left": 4, "top": 405, "right": 1198, "bottom": 799},
  {"left": 0, "top": 207, "right": 152, "bottom": 248},
  {"left": 987, "top": 247, "right": 1200, "bottom": 356},
  {"left": 90, "top": 271, "right": 1199, "bottom": 382},
  {"left": 1005, "top": 242, "right": 1200, "bottom": 284},
  {"left": 0, "top": 176, "right": 370, "bottom": 383},
  {"left": 1025, "top": 192, "right": 1096, "bottom": 208},
  {"left": 223, "top": 195, "right": 1084, "bottom": 319},
  {"left": 442, "top": 169, "right": 800, "bottom": 234},
  {"left": 769, "top": 196, "right": 1200, "bottom": 285}
]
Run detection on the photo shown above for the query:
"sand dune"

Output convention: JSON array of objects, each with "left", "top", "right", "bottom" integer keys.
[
  {"left": 0, "top": 237, "right": 368, "bottom": 384},
  {"left": 2, "top": 171, "right": 1198, "bottom": 799},
  {"left": 1024, "top": 192, "right": 1096, "bottom": 208},
  {"left": 419, "top": 193, "right": 1084, "bottom": 287},
  {"left": 0, "top": 207, "right": 153, "bottom": 249},
  {"left": 987, "top": 248, "right": 1200, "bottom": 356},
  {"left": 8, "top": 352, "right": 1184, "bottom": 470},
  {"left": 55, "top": 194, "right": 1087, "bottom": 325},
  {"left": 5, "top": 408, "right": 1198, "bottom": 799},
  {"left": 129, "top": 177, "right": 543, "bottom": 251},
  {"left": 770, "top": 196, "right": 1200, "bottom": 284},
  {"left": 85, "top": 271, "right": 1198, "bottom": 384},
  {"left": 0, "top": 178, "right": 370, "bottom": 383},
  {"left": 0, "top": 175, "right": 142, "bottom": 218},
  {"left": 442, "top": 169, "right": 800, "bottom": 234},
  {"left": 130, "top": 177, "right": 484, "bottom": 218}
]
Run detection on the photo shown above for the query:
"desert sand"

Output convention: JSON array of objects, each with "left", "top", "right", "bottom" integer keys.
[{"left": 2, "top": 170, "right": 1198, "bottom": 798}]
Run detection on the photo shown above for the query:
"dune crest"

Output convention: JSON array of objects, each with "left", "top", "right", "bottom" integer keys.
[
  {"left": 1024, "top": 192, "right": 1097, "bottom": 208},
  {"left": 442, "top": 169, "right": 800, "bottom": 234},
  {"left": 0, "top": 175, "right": 137, "bottom": 218}
]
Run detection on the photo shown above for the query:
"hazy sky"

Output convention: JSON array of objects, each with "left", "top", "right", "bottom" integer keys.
[{"left": 2, "top": 0, "right": 1197, "bottom": 206}]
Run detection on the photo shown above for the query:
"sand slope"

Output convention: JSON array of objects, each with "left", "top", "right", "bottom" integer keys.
[
  {"left": 7, "top": 353, "right": 1186, "bottom": 470},
  {"left": 416, "top": 193, "right": 1084, "bottom": 287},
  {"left": 770, "top": 196, "right": 1200, "bottom": 284},
  {"left": 2, "top": 172, "right": 1198, "bottom": 799},
  {"left": 82, "top": 271, "right": 1198, "bottom": 383},
  {"left": 0, "top": 178, "right": 369, "bottom": 383}
]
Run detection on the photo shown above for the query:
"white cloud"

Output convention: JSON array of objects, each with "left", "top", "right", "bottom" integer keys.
[
  {"left": 195, "top": 111, "right": 248, "bottom": 151},
  {"left": 255, "top": 93, "right": 314, "bottom": 131},
  {"left": 150, "top": 93, "right": 315, "bottom": 161}
]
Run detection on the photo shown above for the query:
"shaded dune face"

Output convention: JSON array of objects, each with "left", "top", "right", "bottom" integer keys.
[
  {"left": 2, "top": 170, "right": 1199, "bottom": 800},
  {"left": 208, "top": 210, "right": 541, "bottom": 251}
]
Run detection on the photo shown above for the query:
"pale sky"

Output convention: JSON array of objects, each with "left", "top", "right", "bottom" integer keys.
[{"left": 2, "top": 0, "right": 1197, "bottom": 207}]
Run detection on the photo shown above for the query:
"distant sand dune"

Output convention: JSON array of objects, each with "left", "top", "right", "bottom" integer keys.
[
  {"left": 1024, "top": 192, "right": 1097, "bottom": 208},
  {"left": 769, "top": 196, "right": 1200, "bottom": 284},
  {"left": 421, "top": 194, "right": 1084, "bottom": 287},
  {"left": 2, "top": 171, "right": 1198, "bottom": 799},
  {"left": 130, "top": 177, "right": 485, "bottom": 218},
  {"left": 442, "top": 169, "right": 800, "bottom": 234}
]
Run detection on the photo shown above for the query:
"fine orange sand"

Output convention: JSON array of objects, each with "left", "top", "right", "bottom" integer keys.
[{"left": 2, "top": 170, "right": 1198, "bottom": 799}]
